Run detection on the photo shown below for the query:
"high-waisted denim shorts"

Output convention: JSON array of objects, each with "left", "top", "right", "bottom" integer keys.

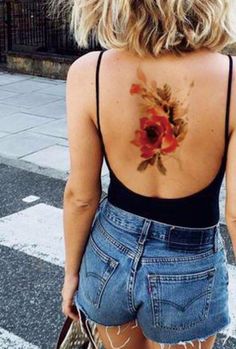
[{"left": 74, "top": 196, "right": 231, "bottom": 348}]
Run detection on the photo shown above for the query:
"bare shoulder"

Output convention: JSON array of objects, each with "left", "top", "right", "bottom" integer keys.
[
  {"left": 67, "top": 51, "right": 100, "bottom": 78},
  {"left": 66, "top": 51, "right": 103, "bottom": 117}
]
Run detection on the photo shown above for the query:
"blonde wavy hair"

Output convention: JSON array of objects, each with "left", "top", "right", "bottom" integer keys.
[{"left": 50, "top": 0, "right": 236, "bottom": 57}]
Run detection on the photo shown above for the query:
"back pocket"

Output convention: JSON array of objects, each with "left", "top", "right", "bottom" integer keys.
[
  {"left": 148, "top": 266, "right": 216, "bottom": 330},
  {"left": 79, "top": 236, "right": 119, "bottom": 309}
]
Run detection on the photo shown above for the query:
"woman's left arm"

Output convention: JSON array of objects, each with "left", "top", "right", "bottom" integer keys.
[{"left": 61, "top": 52, "right": 103, "bottom": 320}]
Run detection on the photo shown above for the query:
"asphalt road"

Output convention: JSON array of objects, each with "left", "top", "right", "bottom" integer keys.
[
  {"left": 0, "top": 163, "right": 65, "bottom": 348},
  {"left": 0, "top": 163, "right": 235, "bottom": 349}
]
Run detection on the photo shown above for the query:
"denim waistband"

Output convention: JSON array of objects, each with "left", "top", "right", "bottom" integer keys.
[{"left": 99, "top": 196, "right": 220, "bottom": 249}]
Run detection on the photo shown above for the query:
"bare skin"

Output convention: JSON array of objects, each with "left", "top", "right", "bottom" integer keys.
[{"left": 95, "top": 320, "right": 217, "bottom": 349}]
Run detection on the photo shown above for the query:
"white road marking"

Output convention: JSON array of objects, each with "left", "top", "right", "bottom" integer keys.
[
  {"left": 22, "top": 195, "right": 40, "bottom": 203},
  {"left": 0, "top": 203, "right": 64, "bottom": 266},
  {"left": 0, "top": 328, "right": 39, "bottom": 349}
]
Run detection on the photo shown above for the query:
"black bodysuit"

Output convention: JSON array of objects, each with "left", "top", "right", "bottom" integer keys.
[{"left": 95, "top": 51, "right": 233, "bottom": 228}]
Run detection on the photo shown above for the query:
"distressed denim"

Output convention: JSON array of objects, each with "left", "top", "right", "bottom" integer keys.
[{"left": 74, "top": 196, "right": 231, "bottom": 348}]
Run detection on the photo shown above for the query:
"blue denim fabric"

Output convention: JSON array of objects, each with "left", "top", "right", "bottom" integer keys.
[{"left": 74, "top": 196, "right": 231, "bottom": 346}]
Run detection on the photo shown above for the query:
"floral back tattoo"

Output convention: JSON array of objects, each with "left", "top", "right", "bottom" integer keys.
[{"left": 130, "top": 67, "right": 193, "bottom": 175}]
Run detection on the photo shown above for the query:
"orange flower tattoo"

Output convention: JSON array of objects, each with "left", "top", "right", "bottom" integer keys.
[{"left": 130, "top": 67, "right": 193, "bottom": 175}]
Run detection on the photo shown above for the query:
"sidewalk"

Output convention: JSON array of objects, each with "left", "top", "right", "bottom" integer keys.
[{"left": 0, "top": 70, "right": 110, "bottom": 191}]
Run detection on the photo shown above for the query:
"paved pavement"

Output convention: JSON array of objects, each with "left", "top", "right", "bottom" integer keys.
[
  {"left": 0, "top": 70, "right": 110, "bottom": 188},
  {"left": 0, "top": 70, "right": 235, "bottom": 348}
]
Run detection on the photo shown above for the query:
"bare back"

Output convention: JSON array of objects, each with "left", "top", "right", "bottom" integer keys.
[{"left": 93, "top": 48, "right": 234, "bottom": 200}]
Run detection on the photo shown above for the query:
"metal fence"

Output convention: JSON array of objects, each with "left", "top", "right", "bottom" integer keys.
[{"left": 0, "top": 0, "right": 95, "bottom": 62}]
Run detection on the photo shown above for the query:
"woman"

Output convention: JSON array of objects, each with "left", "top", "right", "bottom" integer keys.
[{"left": 61, "top": 1, "right": 236, "bottom": 348}]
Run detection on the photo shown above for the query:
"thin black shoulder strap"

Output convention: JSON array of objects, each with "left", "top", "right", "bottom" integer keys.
[
  {"left": 95, "top": 50, "right": 113, "bottom": 171},
  {"left": 225, "top": 54, "right": 233, "bottom": 145},
  {"left": 96, "top": 50, "right": 106, "bottom": 140}
]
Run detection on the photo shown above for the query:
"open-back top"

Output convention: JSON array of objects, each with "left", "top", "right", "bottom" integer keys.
[{"left": 95, "top": 51, "right": 233, "bottom": 228}]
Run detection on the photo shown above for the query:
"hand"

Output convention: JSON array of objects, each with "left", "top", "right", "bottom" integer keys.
[{"left": 61, "top": 274, "right": 80, "bottom": 321}]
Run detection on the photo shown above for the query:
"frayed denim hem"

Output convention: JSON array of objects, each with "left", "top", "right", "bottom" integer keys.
[
  {"left": 82, "top": 315, "right": 232, "bottom": 349},
  {"left": 75, "top": 294, "right": 232, "bottom": 349}
]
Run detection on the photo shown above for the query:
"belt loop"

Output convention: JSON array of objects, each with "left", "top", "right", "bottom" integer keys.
[
  {"left": 213, "top": 225, "right": 219, "bottom": 253},
  {"left": 167, "top": 226, "right": 175, "bottom": 245},
  {"left": 138, "top": 220, "right": 151, "bottom": 245}
]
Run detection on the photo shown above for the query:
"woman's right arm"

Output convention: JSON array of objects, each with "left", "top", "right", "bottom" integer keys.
[{"left": 225, "top": 57, "right": 236, "bottom": 260}]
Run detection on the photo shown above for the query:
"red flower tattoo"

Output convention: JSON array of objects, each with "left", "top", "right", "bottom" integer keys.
[
  {"left": 131, "top": 108, "right": 179, "bottom": 159},
  {"left": 130, "top": 68, "right": 190, "bottom": 175}
]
